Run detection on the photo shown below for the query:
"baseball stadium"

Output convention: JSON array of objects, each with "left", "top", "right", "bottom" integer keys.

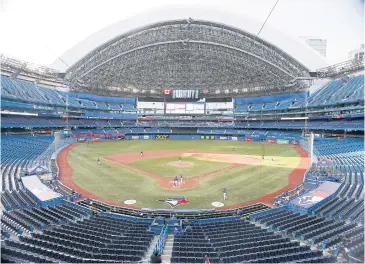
[{"left": 1, "top": 3, "right": 364, "bottom": 264}]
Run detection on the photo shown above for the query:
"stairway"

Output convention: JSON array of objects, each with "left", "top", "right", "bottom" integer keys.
[
  {"left": 345, "top": 173, "right": 355, "bottom": 198},
  {"left": 141, "top": 235, "right": 160, "bottom": 263},
  {"left": 351, "top": 173, "right": 362, "bottom": 199},
  {"left": 162, "top": 234, "right": 174, "bottom": 264}
]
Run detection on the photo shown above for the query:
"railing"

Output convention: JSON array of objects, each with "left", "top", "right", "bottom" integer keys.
[
  {"left": 63, "top": 200, "right": 93, "bottom": 216},
  {"left": 274, "top": 185, "right": 312, "bottom": 207},
  {"left": 249, "top": 206, "right": 287, "bottom": 221},
  {"left": 56, "top": 180, "right": 74, "bottom": 193},
  {"left": 100, "top": 212, "right": 153, "bottom": 223},
  {"left": 153, "top": 224, "right": 168, "bottom": 256},
  {"left": 48, "top": 138, "right": 86, "bottom": 201},
  {"left": 191, "top": 216, "right": 240, "bottom": 225}
]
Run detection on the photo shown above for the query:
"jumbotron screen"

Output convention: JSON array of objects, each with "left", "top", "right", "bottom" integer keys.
[{"left": 165, "top": 102, "right": 204, "bottom": 114}]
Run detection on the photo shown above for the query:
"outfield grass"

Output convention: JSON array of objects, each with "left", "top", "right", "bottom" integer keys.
[
  {"left": 68, "top": 140, "right": 300, "bottom": 209},
  {"left": 131, "top": 156, "right": 230, "bottom": 178},
  {"left": 76, "top": 140, "right": 294, "bottom": 156}
]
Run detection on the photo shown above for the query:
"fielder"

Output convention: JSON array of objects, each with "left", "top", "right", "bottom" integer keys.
[
  {"left": 140, "top": 151, "right": 144, "bottom": 157},
  {"left": 223, "top": 187, "right": 227, "bottom": 200},
  {"left": 97, "top": 158, "right": 101, "bottom": 165},
  {"left": 180, "top": 174, "right": 183, "bottom": 185}
]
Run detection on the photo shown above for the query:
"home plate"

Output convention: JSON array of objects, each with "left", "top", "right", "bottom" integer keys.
[
  {"left": 212, "top": 202, "right": 224, "bottom": 207},
  {"left": 124, "top": 200, "right": 136, "bottom": 205}
]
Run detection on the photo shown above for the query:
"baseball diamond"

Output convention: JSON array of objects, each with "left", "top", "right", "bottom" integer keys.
[
  {"left": 1, "top": 3, "right": 364, "bottom": 264},
  {"left": 57, "top": 140, "right": 308, "bottom": 209}
]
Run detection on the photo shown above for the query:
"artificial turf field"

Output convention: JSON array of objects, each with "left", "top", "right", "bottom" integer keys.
[{"left": 67, "top": 140, "right": 301, "bottom": 209}]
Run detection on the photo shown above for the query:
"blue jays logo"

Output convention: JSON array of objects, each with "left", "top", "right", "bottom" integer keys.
[
  {"left": 157, "top": 197, "right": 190, "bottom": 208},
  {"left": 298, "top": 191, "right": 328, "bottom": 205}
]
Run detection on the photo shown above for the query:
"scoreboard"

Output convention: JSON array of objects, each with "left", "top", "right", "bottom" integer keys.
[
  {"left": 165, "top": 102, "right": 204, "bottom": 114},
  {"left": 136, "top": 89, "right": 234, "bottom": 115}
]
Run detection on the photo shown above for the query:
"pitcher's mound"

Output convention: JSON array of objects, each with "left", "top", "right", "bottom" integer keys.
[{"left": 168, "top": 161, "right": 193, "bottom": 167}]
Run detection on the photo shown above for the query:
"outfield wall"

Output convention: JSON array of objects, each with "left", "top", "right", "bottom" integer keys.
[
  {"left": 123, "top": 134, "right": 301, "bottom": 144},
  {"left": 64, "top": 132, "right": 301, "bottom": 144}
]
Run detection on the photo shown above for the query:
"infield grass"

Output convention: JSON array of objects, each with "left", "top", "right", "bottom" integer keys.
[
  {"left": 68, "top": 140, "right": 300, "bottom": 209},
  {"left": 131, "top": 156, "right": 230, "bottom": 178}
]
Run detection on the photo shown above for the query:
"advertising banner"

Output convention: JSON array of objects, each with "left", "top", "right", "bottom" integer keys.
[
  {"left": 38, "top": 112, "right": 59, "bottom": 116},
  {"left": 217, "top": 117, "right": 234, "bottom": 122},
  {"left": 155, "top": 135, "right": 169, "bottom": 140},
  {"left": 131, "top": 136, "right": 139, "bottom": 140},
  {"left": 245, "top": 137, "right": 253, "bottom": 142},
  {"left": 77, "top": 137, "right": 87, "bottom": 142},
  {"left": 34, "top": 105, "right": 54, "bottom": 110},
  {"left": 138, "top": 116, "right": 156, "bottom": 121},
  {"left": 231, "top": 137, "right": 238, "bottom": 141},
  {"left": 201, "top": 135, "right": 214, "bottom": 140},
  {"left": 185, "top": 103, "right": 205, "bottom": 114},
  {"left": 290, "top": 140, "right": 299, "bottom": 145},
  {"left": 267, "top": 139, "right": 277, "bottom": 144},
  {"left": 277, "top": 139, "right": 289, "bottom": 144},
  {"left": 165, "top": 103, "right": 186, "bottom": 114},
  {"left": 219, "top": 136, "right": 228, "bottom": 140},
  {"left": 72, "top": 134, "right": 93, "bottom": 138},
  {"left": 170, "top": 135, "right": 199, "bottom": 140},
  {"left": 143, "top": 135, "right": 150, "bottom": 140},
  {"left": 92, "top": 138, "right": 101, "bottom": 142}
]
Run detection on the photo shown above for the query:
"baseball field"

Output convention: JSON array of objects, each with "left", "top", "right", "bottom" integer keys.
[{"left": 58, "top": 140, "right": 309, "bottom": 209}]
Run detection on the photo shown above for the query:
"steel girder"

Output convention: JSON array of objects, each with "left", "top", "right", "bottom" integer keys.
[
  {"left": 65, "top": 20, "right": 310, "bottom": 97},
  {"left": 316, "top": 58, "right": 365, "bottom": 78}
]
